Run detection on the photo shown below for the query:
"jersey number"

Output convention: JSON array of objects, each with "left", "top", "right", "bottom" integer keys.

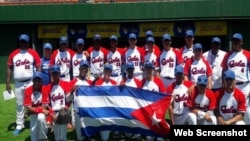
[{"left": 25, "top": 65, "right": 30, "bottom": 69}]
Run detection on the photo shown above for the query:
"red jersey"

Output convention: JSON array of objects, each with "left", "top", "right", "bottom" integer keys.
[{"left": 24, "top": 85, "right": 49, "bottom": 107}]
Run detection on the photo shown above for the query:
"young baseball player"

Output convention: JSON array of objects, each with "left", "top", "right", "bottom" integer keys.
[
  {"left": 47, "top": 65, "right": 72, "bottom": 141},
  {"left": 50, "top": 36, "right": 75, "bottom": 82},
  {"left": 184, "top": 43, "right": 213, "bottom": 89},
  {"left": 166, "top": 65, "right": 197, "bottom": 125},
  {"left": 87, "top": 34, "right": 108, "bottom": 81},
  {"left": 41, "top": 42, "right": 53, "bottom": 85},
  {"left": 159, "top": 33, "right": 183, "bottom": 88},
  {"left": 186, "top": 75, "right": 217, "bottom": 125},
  {"left": 203, "top": 37, "right": 226, "bottom": 92},
  {"left": 179, "top": 30, "right": 195, "bottom": 64},
  {"left": 24, "top": 72, "right": 50, "bottom": 141},
  {"left": 6, "top": 34, "right": 41, "bottom": 135},
  {"left": 215, "top": 70, "right": 246, "bottom": 125},
  {"left": 143, "top": 30, "right": 160, "bottom": 54},
  {"left": 68, "top": 60, "right": 92, "bottom": 141}
]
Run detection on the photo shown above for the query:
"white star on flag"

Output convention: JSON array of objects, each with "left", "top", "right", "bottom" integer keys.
[{"left": 151, "top": 112, "right": 161, "bottom": 128}]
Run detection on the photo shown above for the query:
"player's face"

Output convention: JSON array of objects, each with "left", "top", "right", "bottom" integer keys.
[
  {"left": 175, "top": 73, "right": 184, "bottom": 84},
  {"left": 79, "top": 66, "right": 88, "bottom": 77},
  {"left": 19, "top": 41, "right": 29, "bottom": 50},
  {"left": 144, "top": 67, "right": 153, "bottom": 79},
  {"left": 223, "top": 78, "right": 235, "bottom": 89},
  {"left": 60, "top": 43, "right": 67, "bottom": 51},
  {"left": 76, "top": 44, "right": 84, "bottom": 53},
  {"left": 104, "top": 68, "right": 112, "bottom": 80},
  {"left": 126, "top": 68, "right": 134, "bottom": 78},
  {"left": 185, "top": 36, "right": 194, "bottom": 45},
  {"left": 129, "top": 39, "right": 137, "bottom": 47},
  {"left": 44, "top": 48, "right": 52, "bottom": 57},
  {"left": 232, "top": 39, "right": 243, "bottom": 52},
  {"left": 93, "top": 40, "right": 101, "bottom": 49},
  {"left": 211, "top": 42, "right": 220, "bottom": 52},
  {"left": 162, "top": 40, "right": 171, "bottom": 48},
  {"left": 33, "top": 78, "right": 42, "bottom": 89},
  {"left": 110, "top": 40, "right": 118, "bottom": 48},
  {"left": 193, "top": 49, "right": 203, "bottom": 59},
  {"left": 197, "top": 84, "right": 207, "bottom": 94},
  {"left": 147, "top": 41, "right": 154, "bottom": 51},
  {"left": 51, "top": 72, "right": 60, "bottom": 82}
]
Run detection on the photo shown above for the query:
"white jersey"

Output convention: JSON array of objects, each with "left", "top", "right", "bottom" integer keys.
[
  {"left": 107, "top": 49, "right": 123, "bottom": 75},
  {"left": 125, "top": 47, "right": 144, "bottom": 73},
  {"left": 203, "top": 50, "right": 226, "bottom": 89},
  {"left": 142, "top": 77, "right": 166, "bottom": 93},
  {"left": 88, "top": 47, "right": 107, "bottom": 75},
  {"left": 144, "top": 51, "right": 159, "bottom": 70},
  {"left": 72, "top": 53, "right": 87, "bottom": 77},
  {"left": 181, "top": 45, "right": 194, "bottom": 63}
]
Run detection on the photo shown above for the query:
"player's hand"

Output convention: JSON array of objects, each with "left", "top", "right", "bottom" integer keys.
[
  {"left": 83, "top": 51, "right": 89, "bottom": 58},
  {"left": 6, "top": 83, "right": 12, "bottom": 94},
  {"left": 43, "top": 109, "right": 50, "bottom": 116},
  {"left": 204, "top": 113, "right": 212, "bottom": 122}
]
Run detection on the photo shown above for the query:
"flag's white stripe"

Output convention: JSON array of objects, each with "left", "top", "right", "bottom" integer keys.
[
  {"left": 80, "top": 117, "right": 150, "bottom": 130},
  {"left": 76, "top": 96, "right": 153, "bottom": 108}
]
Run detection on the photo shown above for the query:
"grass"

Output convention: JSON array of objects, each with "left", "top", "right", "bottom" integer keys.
[{"left": 0, "top": 84, "right": 170, "bottom": 141}]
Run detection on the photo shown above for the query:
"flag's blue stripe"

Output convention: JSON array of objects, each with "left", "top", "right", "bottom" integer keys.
[
  {"left": 78, "top": 107, "right": 136, "bottom": 119},
  {"left": 76, "top": 86, "right": 170, "bottom": 102},
  {"left": 81, "top": 125, "right": 167, "bottom": 137}
]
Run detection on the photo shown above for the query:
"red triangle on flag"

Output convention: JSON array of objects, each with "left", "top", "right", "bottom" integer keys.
[{"left": 131, "top": 96, "right": 171, "bottom": 136}]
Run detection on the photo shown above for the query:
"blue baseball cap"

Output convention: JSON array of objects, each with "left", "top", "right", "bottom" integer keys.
[
  {"left": 194, "top": 43, "right": 203, "bottom": 50},
  {"left": 33, "top": 72, "right": 43, "bottom": 80},
  {"left": 185, "top": 30, "right": 194, "bottom": 37},
  {"left": 76, "top": 38, "right": 84, "bottom": 45},
  {"left": 162, "top": 33, "right": 171, "bottom": 41},
  {"left": 19, "top": 34, "right": 30, "bottom": 42},
  {"left": 224, "top": 70, "right": 235, "bottom": 79},
  {"left": 43, "top": 43, "right": 52, "bottom": 49},
  {"left": 144, "top": 62, "right": 154, "bottom": 68},
  {"left": 146, "top": 37, "right": 155, "bottom": 43},
  {"left": 60, "top": 36, "right": 68, "bottom": 44},
  {"left": 197, "top": 75, "right": 208, "bottom": 85},
  {"left": 146, "top": 30, "right": 153, "bottom": 37},
  {"left": 104, "top": 63, "right": 113, "bottom": 71},
  {"left": 93, "top": 34, "right": 102, "bottom": 40},
  {"left": 129, "top": 33, "right": 137, "bottom": 40},
  {"left": 175, "top": 65, "right": 184, "bottom": 74},
  {"left": 211, "top": 37, "right": 221, "bottom": 44},
  {"left": 51, "top": 65, "right": 60, "bottom": 73},
  {"left": 79, "top": 60, "right": 89, "bottom": 68},
  {"left": 110, "top": 35, "right": 118, "bottom": 41},
  {"left": 231, "top": 33, "right": 243, "bottom": 41},
  {"left": 126, "top": 61, "right": 134, "bottom": 69}
]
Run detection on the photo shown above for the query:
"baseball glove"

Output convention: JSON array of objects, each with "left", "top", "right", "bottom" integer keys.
[{"left": 56, "top": 108, "right": 70, "bottom": 124}]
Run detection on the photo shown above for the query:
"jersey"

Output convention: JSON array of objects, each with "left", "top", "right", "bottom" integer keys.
[
  {"left": 143, "top": 44, "right": 161, "bottom": 54},
  {"left": 166, "top": 81, "right": 193, "bottom": 115},
  {"left": 124, "top": 47, "right": 144, "bottom": 74},
  {"left": 107, "top": 48, "right": 124, "bottom": 75},
  {"left": 215, "top": 88, "right": 246, "bottom": 121},
  {"left": 160, "top": 48, "right": 183, "bottom": 78},
  {"left": 95, "top": 78, "right": 117, "bottom": 86},
  {"left": 87, "top": 46, "right": 107, "bottom": 75},
  {"left": 186, "top": 87, "right": 216, "bottom": 112},
  {"left": 142, "top": 77, "right": 166, "bottom": 93},
  {"left": 7, "top": 48, "right": 41, "bottom": 81},
  {"left": 184, "top": 57, "right": 213, "bottom": 84},
  {"left": 41, "top": 57, "right": 51, "bottom": 85},
  {"left": 203, "top": 50, "right": 226, "bottom": 89},
  {"left": 24, "top": 85, "right": 50, "bottom": 108},
  {"left": 180, "top": 45, "right": 194, "bottom": 63},
  {"left": 144, "top": 48, "right": 161, "bottom": 70},
  {"left": 47, "top": 80, "right": 71, "bottom": 111},
  {"left": 221, "top": 50, "right": 250, "bottom": 82},
  {"left": 72, "top": 53, "right": 87, "bottom": 77},
  {"left": 120, "top": 78, "right": 142, "bottom": 88}
]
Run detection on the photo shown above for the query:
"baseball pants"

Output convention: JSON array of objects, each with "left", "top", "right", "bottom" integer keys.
[
  {"left": 74, "top": 111, "right": 85, "bottom": 141},
  {"left": 30, "top": 113, "right": 48, "bottom": 141},
  {"left": 53, "top": 123, "right": 67, "bottom": 141}
]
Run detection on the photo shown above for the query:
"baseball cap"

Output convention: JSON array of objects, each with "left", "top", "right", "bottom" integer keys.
[
  {"left": 194, "top": 43, "right": 203, "bottom": 50},
  {"left": 224, "top": 70, "right": 235, "bottom": 79},
  {"left": 51, "top": 65, "right": 60, "bottom": 73},
  {"left": 231, "top": 33, "right": 243, "bottom": 41},
  {"left": 185, "top": 30, "right": 194, "bottom": 37},
  {"left": 146, "top": 37, "right": 155, "bottom": 43},
  {"left": 76, "top": 38, "right": 84, "bottom": 45},
  {"left": 19, "top": 34, "right": 30, "bottom": 42},
  {"left": 60, "top": 36, "right": 68, "bottom": 44},
  {"left": 129, "top": 33, "right": 137, "bottom": 40},
  {"left": 110, "top": 35, "right": 118, "bottom": 41},
  {"left": 162, "top": 34, "right": 171, "bottom": 41},
  {"left": 126, "top": 61, "right": 134, "bottom": 69},
  {"left": 211, "top": 37, "right": 221, "bottom": 44},
  {"left": 33, "top": 72, "right": 43, "bottom": 80},
  {"left": 79, "top": 60, "right": 89, "bottom": 68},
  {"left": 104, "top": 63, "right": 113, "bottom": 71},
  {"left": 93, "top": 34, "right": 102, "bottom": 40},
  {"left": 144, "top": 62, "right": 154, "bottom": 68},
  {"left": 197, "top": 75, "right": 208, "bottom": 85},
  {"left": 175, "top": 65, "right": 184, "bottom": 74},
  {"left": 146, "top": 30, "right": 153, "bottom": 37},
  {"left": 43, "top": 43, "right": 52, "bottom": 49}
]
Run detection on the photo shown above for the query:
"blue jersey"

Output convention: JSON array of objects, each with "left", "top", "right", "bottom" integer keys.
[{"left": 41, "top": 57, "right": 51, "bottom": 85}]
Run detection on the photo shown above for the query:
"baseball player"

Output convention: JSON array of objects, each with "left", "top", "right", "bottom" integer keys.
[
  {"left": 221, "top": 33, "right": 250, "bottom": 99},
  {"left": 107, "top": 35, "right": 124, "bottom": 84},
  {"left": 141, "top": 62, "right": 166, "bottom": 141},
  {"left": 184, "top": 43, "right": 213, "bottom": 89},
  {"left": 94, "top": 64, "right": 117, "bottom": 141},
  {"left": 87, "top": 34, "right": 108, "bottom": 81},
  {"left": 24, "top": 72, "right": 50, "bottom": 141},
  {"left": 72, "top": 38, "right": 87, "bottom": 79},
  {"left": 159, "top": 34, "right": 183, "bottom": 88},
  {"left": 179, "top": 30, "right": 195, "bottom": 64},
  {"left": 143, "top": 30, "right": 161, "bottom": 54},
  {"left": 186, "top": 75, "right": 217, "bottom": 125},
  {"left": 50, "top": 36, "right": 75, "bottom": 82},
  {"left": 6, "top": 34, "right": 41, "bottom": 135},
  {"left": 215, "top": 70, "right": 246, "bottom": 125},
  {"left": 166, "top": 65, "right": 197, "bottom": 125},
  {"left": 47, "top": 65, "right": 72, "bottom": 141},
  {"left": 203, "top": 37, "right": 226, "bottom": 92},
  {"left": 41, "top": 42, "right": 53, "bottom": 85},
  {"left": 68, "top": 60, "right": 92, "bottom": 141},
  {"left": 124, "top": 33, "right": 144, "bottom": 80}
]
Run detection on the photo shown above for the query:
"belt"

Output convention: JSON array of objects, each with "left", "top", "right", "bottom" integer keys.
[
  {"left": 236, "top": 81, "right": 249, "bottom": 85},
  {"left": 91, "top": 73, "right": 102, "bottom": 76},
  {"left": 18, "top": 79, "right": 31, "bottom": 82},
  {"left": 163, "top": 77, "right": 174, "bottom": 80},
  {"left": 111, "top": 73, "right": 121, "bottom": 77},
  {"left": 60, "top": 75, "right": 65, "bottom": 77},
  {"left": 174, "top": 114, "right": 183, "bottom": 116}
]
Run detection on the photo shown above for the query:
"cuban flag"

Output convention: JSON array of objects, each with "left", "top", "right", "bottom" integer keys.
[{"left": 76, "top": 86, "right": 171, "bottom": 137}]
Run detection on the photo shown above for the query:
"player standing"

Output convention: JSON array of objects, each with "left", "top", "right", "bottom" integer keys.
[
  {"left": 6, "top": 34, "right": 41, "bottom": 135},
  {"left": 143, "top": 30, "right": 161, "bottom": 54},
  {"left": 24, "top": 72, "right": 50, "bottom": 141},
  {"left": 41, "top": 42, "right": 53, "bottom": 85},
  {"left": 180, "top": 30, "right": 195, "bottom": 64}
]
